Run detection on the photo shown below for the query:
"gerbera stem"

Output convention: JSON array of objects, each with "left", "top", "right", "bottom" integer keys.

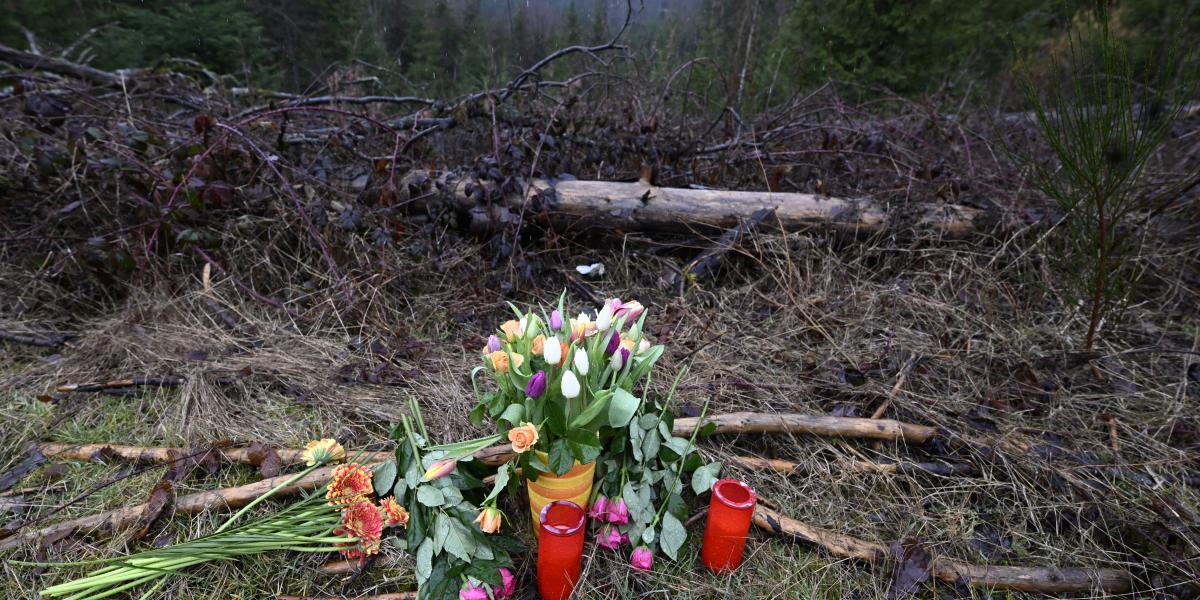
[{"left": 213, "top": 464, "right": 320, "bottom": 534}]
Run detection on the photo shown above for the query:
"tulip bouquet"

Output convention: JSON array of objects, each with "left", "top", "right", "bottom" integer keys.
[{"left": 464, "top": 294, "right": 722, "bottom": 570}]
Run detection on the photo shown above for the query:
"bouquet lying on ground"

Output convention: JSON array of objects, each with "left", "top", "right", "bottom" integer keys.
[
  {"left": 25, "top": 398, "right": 522, "bottom": 600},
  {"left": 461, "top": 294, "right": 723, "bottom": 569}
]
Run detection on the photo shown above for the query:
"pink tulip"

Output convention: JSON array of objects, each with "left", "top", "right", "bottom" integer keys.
[
  {"left": 616, "top": 300, "right": 644, "bottom": 322},
  {"left": 588, "top": 495, "right": 609, "bottom": 520},
  {"left": 606, "top": 497, "right": 630, "bottom": 525},
  {"left": 631, "top": 546, "right": 654, "bottom": 571},
  {"left": 422, "top": 458, "right": 456, "bottom": 481},
  {"left": 497, "top": 568, "right": 516, "bottom": 598}
]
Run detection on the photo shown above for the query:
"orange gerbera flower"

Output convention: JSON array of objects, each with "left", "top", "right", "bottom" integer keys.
[
  {"left": 489, "top": 350, "right": 525, "bottom": 373},
  {"left": 379, "top": 497, "right": 409, "bottom": 527},
  {"left": 326, "top": 463, "right": 373, "bottom": 508},
  {"left": 336, "top": 501, "right": 384, "bottom": 560}
]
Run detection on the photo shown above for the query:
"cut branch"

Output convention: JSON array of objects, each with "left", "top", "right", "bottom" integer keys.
[
  {"left": 0, "top": 41, "right": 125, "bottom": 85},
  {"left": 278, "top": 594, "right": 414, "bottom": 600},
  {"left": 753, "top": 505, "right": 1132, "bottom": 593}
]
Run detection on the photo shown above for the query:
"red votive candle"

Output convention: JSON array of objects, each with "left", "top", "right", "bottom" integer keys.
[
  {"left": 537, "top": 500, "right": 586, "bottom": 600},
  {"left": 701, "top": 478, "right": 757, "bottom": 573}
]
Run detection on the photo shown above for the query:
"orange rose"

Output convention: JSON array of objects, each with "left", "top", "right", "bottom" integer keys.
[
  {"left": 531, "top": 335, "right": 545, "bottom": 355},
  {"left": 500, "top": 320, "right": 522, "bottom": 341},
  {"left": 474, "top": 506, "right": 502, "bottom": 533},
  {"left": 489, "top": 350, "right": 525, "bottom": 373},
  {"left": 508, "top": 422, "right": 539, "bottom": 453}
]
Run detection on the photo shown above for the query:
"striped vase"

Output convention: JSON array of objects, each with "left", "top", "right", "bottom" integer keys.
[{"left": 528, "top": 451, "right": 596, "bottom": 530}]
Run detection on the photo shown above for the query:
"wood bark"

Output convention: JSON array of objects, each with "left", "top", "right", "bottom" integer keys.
[
  {"left": 728, "top": 455, "right": 975, "bottom": 477},
  {"left": 38, "top": 412, "right": 937, "bottom": 474},
  {"left": 317, "top": 555, "right": 401, "bottom": 575},
  {"left": 753, "top": 505, "right": 1132, "bottom": 593},
  {"left": 426, "top": 171, "right": 998, "bottom": 236}
]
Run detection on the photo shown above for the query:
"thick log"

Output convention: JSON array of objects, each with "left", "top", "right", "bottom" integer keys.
[
  {"left": 317, "top": 555, "right": 401, "bottom": 576},
  {"left": 753, "top": 506, "right": 1132, "bottom": 594},
  {"left": 428, "top": 172, "right": 996, "bottom": 236},
  {"left": 672, "top": 412, "right": 936, "bottom": 444},
  {"left": 728, "top": 456, "right": 975, "bottom": 477}
]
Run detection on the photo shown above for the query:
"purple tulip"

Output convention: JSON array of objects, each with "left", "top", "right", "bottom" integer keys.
[
  {"left": 605, "top": 330, "right": 620, "bottom": 354},
  {"left": 607, "top": 497, "right": 630, "bottom": 525},
  {"left": 631, "top": 546, "right": 654, "bottom": 571},
  {"left": 486, "top": 335, "right": 502, "bottom": 352},
  {"left": 525, "top": 370, "right": 547, "bottom": 398},
  {"left": 550, "top": 310, "right": 563, "bottom": 331},
  {"left": 589, "top": 495, "right": 609, "bottom": 520}
]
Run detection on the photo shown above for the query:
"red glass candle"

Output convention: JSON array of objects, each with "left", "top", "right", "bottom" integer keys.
[
  {"left": 701, "top": 478, "right": 757, "bottom": 573},
  {"left": 537, "top": 500, "right": 586, "bottom": 600}
]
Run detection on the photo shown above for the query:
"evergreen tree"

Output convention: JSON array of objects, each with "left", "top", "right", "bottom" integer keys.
[
  {"left": 432, "top": 0, "right": 462, "bottom": 94},
  {"left": 565, "top": 0, "right": 583, "bottom": 44},
  {"left": 458, "top": 0, "right": 490, "bottom": 88},
  {"left": 589, "top": 0, "right": 608, "bottom": 44}
]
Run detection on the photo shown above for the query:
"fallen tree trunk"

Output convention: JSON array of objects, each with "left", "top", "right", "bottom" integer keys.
[
  {"left": 39, "top": 412, "right": 937, "bottom": 472},
  {"left": 318, "top": 555, "right": 401, "bottom": 576},
  {"left": 419, "top": 171, "right": 1002, "bottom": 237},
  {"left": 279, "top": 594, "right": 414, "bottom": 600},
  {"left": 728, "top": 455, "right": 975, "bottom": 477},
  {"left": 753, "top": 506, "right": 1132, "bottom": 594}
]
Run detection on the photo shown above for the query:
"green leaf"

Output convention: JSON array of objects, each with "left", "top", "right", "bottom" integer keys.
[
  {"left": 468, "top": 403, "right": 487, "bottom": 427},
  {"left": 417, "top": 485, "right": 446, "bottom": 508},
  {"left": 641, "top": 427, "right": 661, "bottom": 461},
  {"left": 609, "top": 388, "right": 641, "bottom": 428},
  {"left": 691, "top": 461, "right": 723, "bottom": 495},
  {"left": 415, "top": 538, "right": 434, "bottom": 583},
  {"left": 443, "top": 518, "right": 476, "bottom": 562},
  {"left": 570, "top": 391, "right": 610, "bottom": 429},
  {"left": 622, "top": 481, "right": 643, "bottom": 521},
  {"left": 498, "top": 403, "right": 524, "bottom": 427},
  {"left": 629, "top": 420, "right": 645, "bottom": 462},
  {"left": 484, "top": 463, "right": 512, "bottom": 503},
  {"left": 660, "top": 512, "right": 687, "bottom": 561},
  {"left": 439, "top": 486, "right": 463, "bottom": 507},
  {"left": 567, "top": 429, "right": 602, "bottom": 465},
  {"left": 548, "top": 438, "right": 574, "bottom": 476},
  {"left": 697, "top": 421, "right": 718, "bottom": 439},
  {"left": 638, "top": 413, "right": 660, "bottom": 430},
  {"left": 545, "top": 398, "right": 567, "bottom": 434},
  {"left": 373, "top": 461, "right": 397, "bottom": 497},
  {"left": 642, "top": 527, "right": 656, "bottom": 545}
]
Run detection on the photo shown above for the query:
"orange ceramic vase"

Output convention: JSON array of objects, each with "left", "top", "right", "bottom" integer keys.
[{"left": 527, "top": 450, "right": 596, "bottom": 530}]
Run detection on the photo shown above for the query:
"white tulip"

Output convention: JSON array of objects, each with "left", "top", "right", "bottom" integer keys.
[
  {"left": 596, "top": 304, "right": 613, "bottom": 331},
  {"left": 543, "top": 335, "right": 561, "bottom": 365},
  {"left": 639, "top": 339, "right": 651, "bottom": 354},
  {"left": 573, "top": 349, "right": 590, "bottom": 375},
  {"left": 561, "top": 370, "right": 581, "bottom": 399},
  {"left": 610, "top": 350, "right": 623, "bottom": 371}
]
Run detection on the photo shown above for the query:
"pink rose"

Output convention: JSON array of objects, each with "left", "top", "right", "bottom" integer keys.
[{"left": 631, "top": 546, "right": 654, "bottom": 571}]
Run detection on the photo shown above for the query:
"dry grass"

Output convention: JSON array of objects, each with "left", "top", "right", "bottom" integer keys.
[{"left": 2, "top": 220, "right": 1199, "bottom": 599}]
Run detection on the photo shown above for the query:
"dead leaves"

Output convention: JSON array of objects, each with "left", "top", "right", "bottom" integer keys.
[
  {"left": 887, "top": 539, "right": 931, "bottom": 599},
  {"left": 129, "top": 480, "right": 175, "bottom": 542},
  {"left": 246, "top": 443, "right": 281, "bottom": 478},
  {"left": 0, "top": 447, "right": 46, "bottom": 492}
]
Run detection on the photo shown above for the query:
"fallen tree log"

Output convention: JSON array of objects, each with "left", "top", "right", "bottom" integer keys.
[
  {"left": 728, "top": 455, "right": 976, "bottom": 477},
  {"left": 416, "top": 170, "right": 1004, "bottom": 237},
  {"left": 318, "top": 555, "right": 402, "bottom": 576},
  {"left": 753, "top": 505, "right": 1133, "bottom": 594},
  {"left": 39, "top": 413, "right": 935, "bottom": 473}
]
